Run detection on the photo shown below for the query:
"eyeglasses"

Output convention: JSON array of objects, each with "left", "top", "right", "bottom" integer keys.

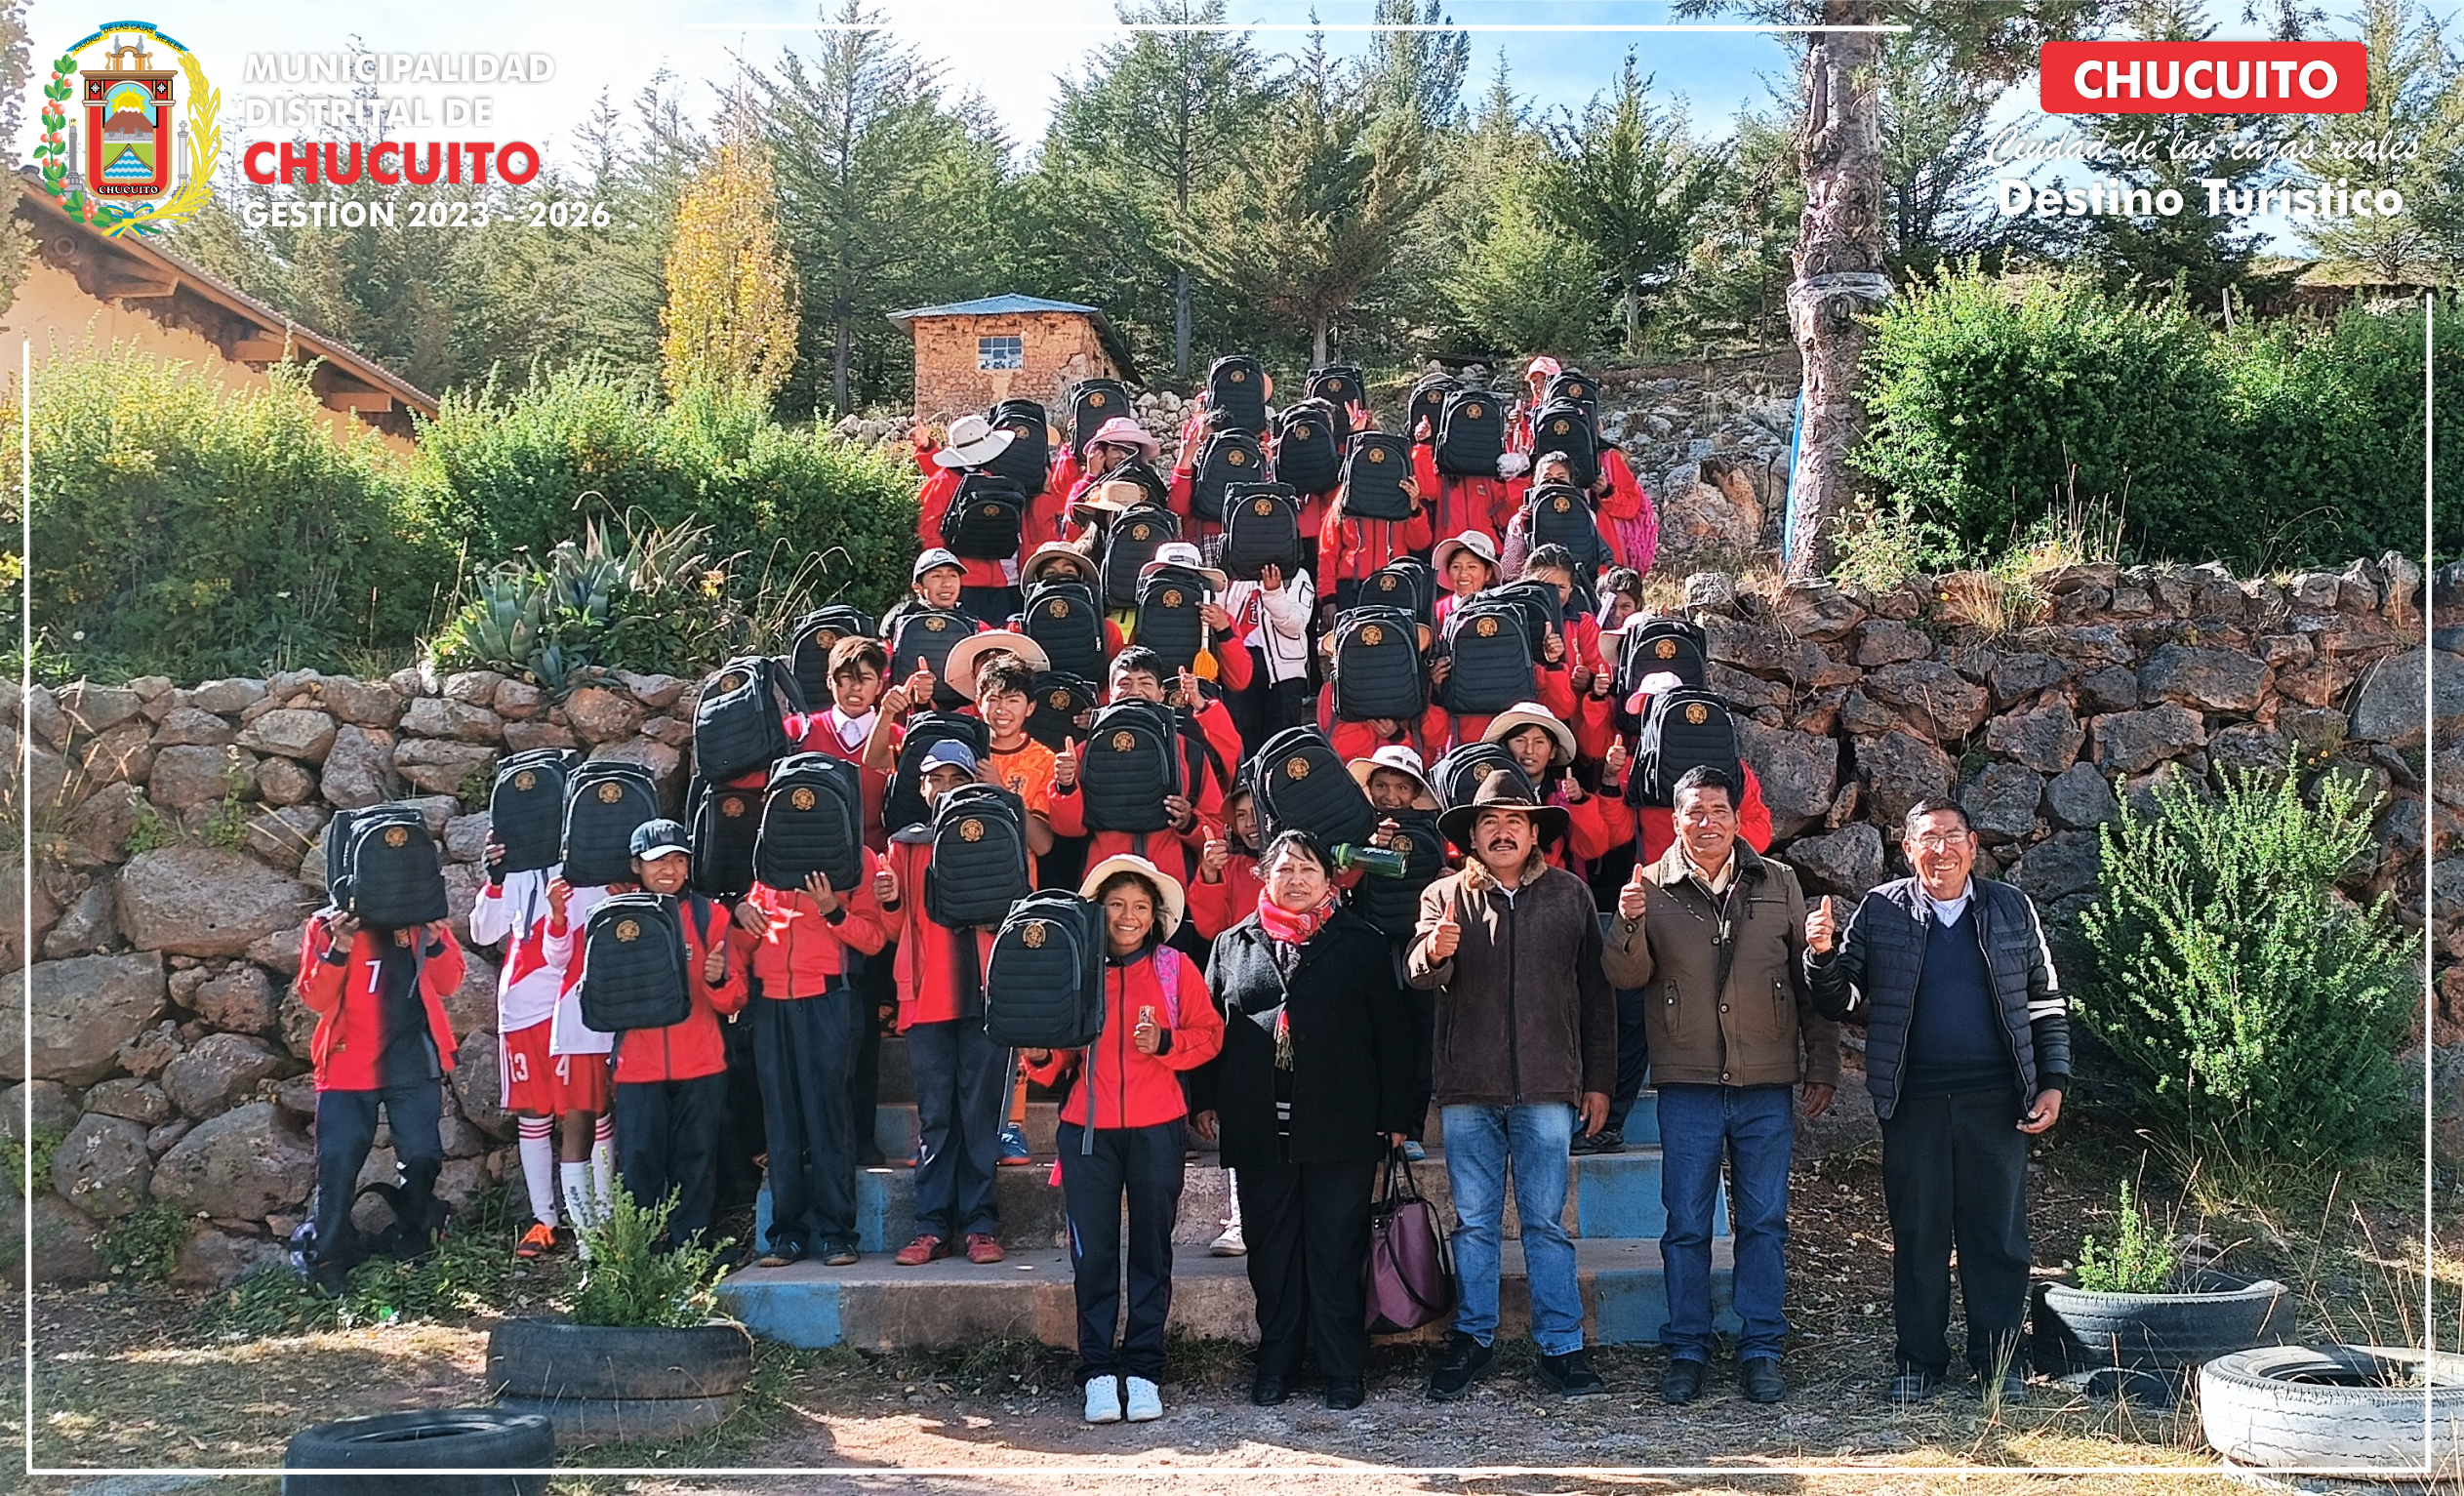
[{"left": 1910, "top": 831, "right": 1972, "bottom": 851}]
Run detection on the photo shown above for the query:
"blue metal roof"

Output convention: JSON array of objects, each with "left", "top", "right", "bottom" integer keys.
[{"left": 890, "top": 294, "right": 1102, "bottom": 320}]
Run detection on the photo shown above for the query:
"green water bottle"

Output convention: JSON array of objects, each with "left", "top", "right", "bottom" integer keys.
[{"left": 1332, "top": 841, "right": 1408, "bottom": 878}]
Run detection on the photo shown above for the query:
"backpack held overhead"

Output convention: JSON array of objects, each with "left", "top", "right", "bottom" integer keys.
[
  {"left": 489, "top": 749, "right": 578, "bottom": 875},
  {"left": 1339, "top": 431, "right": 1414, "bottom": 523},
  {"left": 938, "top": 472, "right": 1028, "bottom": 561},
  {"left": 1362, "top": 555, "right": 1436, "bottom": 627},
  {"left": 889, "top": 608, "right": 976, "bottom": 710},
  {"left": 1543, "top": 368, "right": 1597, "bottom": 414},
  {"left": 562, "top": 760, "right": 661, "bottom": 888},
  {"left": 788, "top": 604, "right": 878, "bottom": 707},
  {"left": 1616, "top": 616, "right": 1710, "bottom": 732},
  {"left": 687, "top": 775, "right": 762, "bottom": 901},
  {"left": 1439, "top": 596, "right": 1537, "bottom": 716},
  {"left": 1220, "top": 483, "right": 1304, "bottom": 582},
  {"left": 1524, "top": 483, "right": 1604, "bottom": 574},
  {"left": 886, "top": 711, "right": 991, "bottom": 835},
  {"left": 1078, "top": 699, "right": 1181, "bottom": 835},
  {"left": 691, "top": 654, "right": 806, "bottom": 785},
  {"left": 1435, "top": 387, "right": 1506, "bottom": 477},
  {"left": 1528, "top": 402, "right": 1599, "bottom": 492},
  {"left": 1021, "top": 578, "right": 1107, "bottom": 684},
  {"left": 984, "top": 398, "right": 1050, "bottom": 497},
  {"left": 755, "top": 752, "right": 865, "bottom": 894},
  {"left": 1190, "top": 429, "right": 1267, "bottom": 525},
  {"left": 984, "top": 890, "right": 1107, "bottom": 1050},
  {"left": 576, "top": 892, "right": 697, "bottom": 1033},
  {"left": 1206, "top": 353, "right": 1268, "bottom": 434},
  {"left": 327, "top": 802, "right": 450, "bottom": 926},
  {"left": 1271, "top": 400, "right": 1343, "bottom": 497},
  {"left": 1429, "top": 741, "right": 1533, "bottom": 812},
  {"left": 1253, "top": 727, "right": 1377, "bottom": 850},
  {"left": 1305, "top": 363, "right": 1364, "bottom": 439},
  {"left": 1628, "top": 687, "right": 1743, "bottom": 809},
  {"left": 923, "top": 783, "right": 1030, "bottom": 929},
  {"left": 1134, "top": 563, "right": 1210, "bottom": 678},
  {"left": 1100, "top": 505, "right": 1179, "bottom": 610},
  {"left": 1330, "top": 607, "right": 1426, "bottom": 723},
  {"left": 1406, "top": 376, "right": 1456, "bottom": 442},
  {"left": 1069, "top": 379, "right": 1133, "bottom": 459}
]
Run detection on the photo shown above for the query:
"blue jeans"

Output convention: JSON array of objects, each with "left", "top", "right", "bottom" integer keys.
[
  {"left": 1441, "top": 1103, "right": 1583, "bottom": 1355},
  {"left": 1657, "top": 1082, "right": 1793, "bottom": 1362}
]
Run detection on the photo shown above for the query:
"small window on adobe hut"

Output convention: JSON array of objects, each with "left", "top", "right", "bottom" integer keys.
[{"left": 978, "top": 335, "right": 1024, "bottom": 371}]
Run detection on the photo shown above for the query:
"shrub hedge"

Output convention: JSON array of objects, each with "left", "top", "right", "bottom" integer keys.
[{"left": 1857, "top": 271, "right": 2459, "bottom": 570}]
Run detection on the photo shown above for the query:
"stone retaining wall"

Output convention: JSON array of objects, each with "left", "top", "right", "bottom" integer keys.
[{"left": 4, "top": 554, "right": 2455, "bottom": 1289}]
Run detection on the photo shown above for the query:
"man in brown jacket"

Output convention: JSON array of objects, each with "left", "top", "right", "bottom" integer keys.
[
  {"left": 1408, "top": 774, "right": 1618, "bottom": 1402},
  {"left": 1602, "top": 765, "right": 1839, "bottom": 1407}
]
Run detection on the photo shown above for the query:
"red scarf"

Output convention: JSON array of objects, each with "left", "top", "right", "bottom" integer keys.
[{"left": 1255, "top": 889, "right": 1338, "bottom": 946}]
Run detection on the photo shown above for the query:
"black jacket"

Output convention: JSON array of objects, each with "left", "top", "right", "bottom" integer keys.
[
  {"left": 1804, "top": 875, "right": 2072, "bottom": 1120},
  {"left": 1191, "top": 910, "right": 1420, "bottom": 1168}
]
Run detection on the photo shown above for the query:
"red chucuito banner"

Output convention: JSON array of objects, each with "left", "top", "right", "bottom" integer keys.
[{"left": 2040, "top": 41, "right": 2368, "bottom": 114}]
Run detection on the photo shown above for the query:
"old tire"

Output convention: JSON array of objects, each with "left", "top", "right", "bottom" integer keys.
[
  {"left": 494, "top": 1392, "right": 739, "bottom": 1450},
  {"left": 2201, "top": 1344, "right": 2464, "bottom": 1468},
  {"left": 2031, "top": 1274, "right": 2287, "bottom": 1375},
  {"left": 485, "top": 1318, "right": 753, "bottom": 1400},
  {"left": 282, "top": 1407, "right": 552, "bottom": 1494}
]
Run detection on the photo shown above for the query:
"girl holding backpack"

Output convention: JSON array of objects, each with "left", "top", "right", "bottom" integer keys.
[{"left": 1021, "top": 856, "right": 1224, "bottom": 1426}]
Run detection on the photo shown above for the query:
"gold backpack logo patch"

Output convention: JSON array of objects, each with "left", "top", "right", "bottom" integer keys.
[
  {"left": 512, "top": 770, "right": 537, "bottom": 791},
  {"left": 1252, "top": 498, "right": 1274, "bottom": 515},
  {"left": 1685, "top": 703, "right": 1709, "bottom": 725},
  {"left": 1111, "top": 731, "right": 1135, "bottom": 751},
  {"left": 1475, "top": 617, "right": 1500, "bottom": 637},
  {"left": 615, "top": 919, "right": 640, "bottom": 943},
  {"left": 1285, "top": 756, "right": 1310, "bottom": 780},
  {"left": 959, "top": 820, "right": 985, "bottom": 842},
  {"left": 597, "top": 783, "right": 626, "bottom": 804},
  {"left": 384, "top": 826, "right": 410, "bottom": 848},
  {"left": 1653, "top": 639, "right": 1676, "bottom": 659},
  {"left": 1359, "top": 624, "right": 1384, "bottom": 646},
  {"left": 1022, "top": 921, "right": 1048, "bottom": 949},
  {"left": 790, "top": 788, "right": 817, "bottom": 811}
]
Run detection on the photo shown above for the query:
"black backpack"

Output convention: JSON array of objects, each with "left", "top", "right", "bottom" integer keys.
[
  {"left": 692, "top": 654, "right": 804, "bottom": 785},
  {"left": 576, "top": 892, "right": 697, "bottom": 1033},
  {"left": 1488, "top": 579, "right": 1565, "bottom": 658},
  {"left": 1436, "top": 388, "right": 1506, "bottom": 477},
  {"left": 1629, "top": 688, "right": 1743, "bottom": 809},
  {"left": 1528, "top": 402, "right": 1600, "bottom": 492},
  {"left": 1190, "top": 429, "right": 1267, "bottom": 525},
  {"left": 889, "top": 609, "right": 976, "bottom": 710},
  {"left": 1272, "top": 400, "right": 1343, "bottom": 497},
  {"left": 1253, "top": 727, "right": 1377, "bottom": 850},
  {"left": 923, "top": 783, "right": 1030, "bottom": 929},
  {"left": 686, "top": 775, "right": 762, "bottom": 901},
  {"left": 1027, "top": 669, "right": 1098, "bottom": 751},
  {"left": 1362, "top": 556, "right": 1436, "bottom": 627},
  {"left": 984, "top": 890, "right": 1108, "bottom": 1049},
  {"left": 938, "top": 472, "right": 1028, "bottom": 561},
  {"left": 1134, "top": 564, "right": 1210, "bottom": 678},
  {"left": 984, "top": 399, "right": 1050, "bottom": 497},
  {"left": 1406, "top": 376, "right": 1456, "bottom": 442},
  {"left": 1544, "top": 368, "right": 1598, "bottom": 414},
  {"left": 1439, "top": 596, "right": 1536, "bottom": 716},
  {"left": 1330, "top": 607, "right": 1426, "bottom": 723},
  {"left": 488, "top": 749, "right": 577, "bottom": 875},
  {"left": 1617, "top": 617, "right": 1711, "bottom": 722},
  {"left": 1305, "top": 364, "right": 1365, "bottom": 437},
  {"left": 1079, "top": 699, "right": 1181, "bottom": 834},
  {"left": 788, "top": 605, "right": 878, "bottom": 707},
  {"left": 1101, "top": 505, "right": 1179, "bottom": 610},
  {"left": 1206, "top": 353, "right": 1268, "bottom": 434},
  {"left": 1346, "top": 807, "right": 1444, "bottom": 940},
  {"left": 755, "top": 752, "right": 866, "bottom": 895},
  {"left": 1021, "top": 578, "right": 1107, "bottom": 683},
  {"left": 886, "top": 711, "right": 990, "bottom": 835},
  {"left": 1069, "top": 379, "right": 1133, "bottom": 459},
  {"left": 1220, "top": 483, "right": 1303, "bottom": 581},
  {"left": 1523, "top": 484, "right": 1605, "bottom": 575},
  {"left": 562, "top": 760, "right": 661, "bottom": 887},
  {"left": 1340, "top": 431, "right": 1415, "bottom": 522},
  {"left": 326, "top": 802, "right": 449, "bottom": 926},
  {"left": 1429, "top": 741, "right": 1533, "bottom": 812}
]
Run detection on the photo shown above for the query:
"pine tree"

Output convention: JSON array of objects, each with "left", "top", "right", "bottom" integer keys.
[
  {"left": 659, "top": 106, "right": 798, "bottom": 402},
  {"left": 2301, "top": 0, "right": 2462, "bottom": 284}
]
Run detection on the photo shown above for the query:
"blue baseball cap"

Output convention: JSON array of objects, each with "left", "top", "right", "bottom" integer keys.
[
  {"left": 917, "top": 741, "right": 978, "bottom": 775},
  {"left": 628, "top": 819, "right": 691, "bottom": 861}
]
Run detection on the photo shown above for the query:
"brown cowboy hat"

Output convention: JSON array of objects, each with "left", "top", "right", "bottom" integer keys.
[{"left": 1437, "top": 771, "right": 1569, "bottom": 853}]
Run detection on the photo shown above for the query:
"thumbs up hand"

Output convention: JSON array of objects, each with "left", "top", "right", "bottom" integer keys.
[
  {"left": 1617, "top": 864, "right": 1650, "bottom": 923},
  {"left": 1053, "top": 737, "right": 1079, "bottom": 790},
  {"left": 1429, "top": 906, "right": 1462, "bottom": 961},
  {"left": 1806, "top": 895, "right": 1840, "bottom": 954}
]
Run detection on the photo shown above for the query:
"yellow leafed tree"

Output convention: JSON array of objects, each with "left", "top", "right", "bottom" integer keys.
[{"left": 660, "top": 115, "right": 799, "bottom": 401}]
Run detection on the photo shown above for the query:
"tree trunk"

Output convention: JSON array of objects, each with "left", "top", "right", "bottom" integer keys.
[
  {"left": 831, "top": 318, "right": 851, "bottom": 415},
  {"left": 1623, "top": 286, "right": 1640, "bottom": 355},
  {"left": 1785, "top": 0, "right": 1890, "bottom": 581},
  {"left": 1312, "top": 318, "right": 1329, "bottom": 369},
  {"left": 1174, "top": 268, "right": 1192, "bottom": 379}
]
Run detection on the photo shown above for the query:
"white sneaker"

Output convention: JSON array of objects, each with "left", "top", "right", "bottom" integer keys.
[
  {"left": 1210, "top": 1224, "right": 1245, "bottom": 1257},
  {"left": 1125, "top": 1376, "right": 1163, "bottom": 1422},
  {"left": 1083, "top": 1374, "right": 1122, "bottom": 1424}
]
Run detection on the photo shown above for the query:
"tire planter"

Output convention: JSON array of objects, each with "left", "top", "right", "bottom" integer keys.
[
  {"left": 485, "top": 1318, "right": 753, "bottom": 1450},
  {"left": 2031, "top": 1273, "right": 2288, "bottom": 1378},
  {"left": 282, "top": 1406, "right": 552, "bottom": 1495},
  {"left": 2201, "top": 1344, "right": 2464, "bottom": 1468}
]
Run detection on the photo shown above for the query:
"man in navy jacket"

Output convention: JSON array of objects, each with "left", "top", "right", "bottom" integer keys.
[{"left": 1804, "top": 799, "right": 2069, "bottom": 1406}]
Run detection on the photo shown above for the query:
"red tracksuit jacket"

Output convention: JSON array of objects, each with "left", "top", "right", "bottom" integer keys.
[
  {"left": 298, "top": 922, "right": 466, "bottom": 1092},
  {"left": 598, "top": 896, "right": 751, "bottom": 1085},
  {"left": 1022, "top": 946, "right": 1225, "bottom": 1129}
]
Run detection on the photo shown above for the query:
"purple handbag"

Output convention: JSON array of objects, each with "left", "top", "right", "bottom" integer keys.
[{"left": 1365, "top": 1145, "right": 1456, "bottom": 1334}]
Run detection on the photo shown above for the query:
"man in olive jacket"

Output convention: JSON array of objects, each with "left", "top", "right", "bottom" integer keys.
[
  {"left": 1602, "top": 765, "right": 1839, "bottom": 1406},
  {"left": 1408, "top": 774, "right": 1617, "bottom": 1403}
]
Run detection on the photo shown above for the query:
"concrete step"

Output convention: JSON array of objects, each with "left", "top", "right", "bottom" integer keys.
[
  {"left": 756, "top": 1146, "right": 1721, "bottom": 1255},
  {"left": 873, "top": 1102, "right": 1064, "bottom": 1161},
  {"left": 720, "top": 1238, "right": 1737, "bottom": 1352}
]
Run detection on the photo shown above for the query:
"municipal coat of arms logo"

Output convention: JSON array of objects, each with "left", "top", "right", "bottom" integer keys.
[{"left": 38, "top": 23, "right": 218, "bottom": 235}]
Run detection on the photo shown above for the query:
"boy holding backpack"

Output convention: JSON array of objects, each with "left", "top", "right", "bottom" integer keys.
[
  {"left": 295, "top": 908, "right": 467, "bottom": 1294},
  {"left": 473, "top": 843, "right": 574, "bottom": 1260}
]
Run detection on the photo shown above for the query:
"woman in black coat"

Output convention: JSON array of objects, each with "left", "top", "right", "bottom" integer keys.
[{"left": 1189, "top": 830, "right": 1419, "bottom": 1410}]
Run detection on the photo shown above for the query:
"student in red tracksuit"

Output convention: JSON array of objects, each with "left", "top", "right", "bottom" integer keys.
[
  {"left": 1047, "top": 648, "right": 1242, "bottom": 890},
  {"left": 802, "top": 635, "right": 896, "bottom": 852},
  {"left": 1320, "top": 478, "right": 1435, "bottom": 611},
  {"left": 912, "top": 415, "right": 1028, "bottom": 624},
  {"left": 1022, "top": 856, "right": 1225, "bottom": 1425},
  {"left": 296, "top": 905, "right": 466, "bottom": 1292},
  {"left": 1186, "top": 783, "right": 1265, "bottom": 941},
  {"left": 1595, "top": 446, "right": 1658, "bottom": 573},
  {"left": 570, "top": 821, "right": 750, "bottom": 1248},
  {"left": 1483, "top": 704, "right": 1636, "bottom": 878},
  {"left": 1621, "top": 676, "right": 1776, "bottom": 862},
  {"left": 1167, "top": 409, "right": 1245, "bottom": 545}
]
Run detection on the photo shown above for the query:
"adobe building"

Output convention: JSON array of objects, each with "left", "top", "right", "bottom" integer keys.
[
  {"left": 892, "top": 293, "right": 1136, "bottom": 419},
  {"left": 0, "top": 172, "right": 436, "bottom": 453}
]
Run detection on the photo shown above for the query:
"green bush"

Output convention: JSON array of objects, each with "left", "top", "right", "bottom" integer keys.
[
  {"left": 569, "top": 1185, "right": 730, "bottom": 1330},
  {"left": 2073, "top": 1181, "right": 2178, "bottom": 1295},
  {"left": 2078, "top": 762, "right": 2415, "bottom": 1170},
  {"left": 1857, "top": 270, "right": 2459, "bottom": 571},
  {"left": 27, "top": 351, "right": 459, "bottom": 681}
]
